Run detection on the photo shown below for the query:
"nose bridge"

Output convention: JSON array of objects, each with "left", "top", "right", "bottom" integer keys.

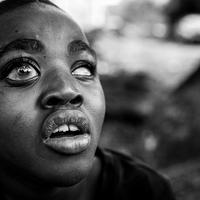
[
  {"left": 51, "top": 67, "right": 76, "bottom": 93},
  {"left": 47, "top": 56, "right": 75, "bottom": 89},
  {"left": 40, "top": 63, "right": 83, "bottom": 109}
]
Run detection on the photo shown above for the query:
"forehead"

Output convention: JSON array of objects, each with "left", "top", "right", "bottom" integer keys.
[{"left": 0, "top": 3, "right": 87, "bottom": 46}]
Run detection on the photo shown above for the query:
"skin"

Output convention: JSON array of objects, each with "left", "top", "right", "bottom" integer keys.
[{"left": 0, "top": 2, "right": 105, "bottom": 200}]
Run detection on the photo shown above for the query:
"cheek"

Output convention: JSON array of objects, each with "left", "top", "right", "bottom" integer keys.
[
  {"left": 0, "top": 93, "right": 38, "bottom": 158},
  {"left": 85, "top": 85, "right": 106, "bottom": 133}
]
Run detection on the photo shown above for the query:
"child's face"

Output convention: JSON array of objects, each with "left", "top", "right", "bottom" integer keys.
[{"left": 0, "top": 3, "right": 105, "bottom": 186}]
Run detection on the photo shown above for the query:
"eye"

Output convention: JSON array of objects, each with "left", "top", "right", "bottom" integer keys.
[
  {"left": 5, "top": 57, "right": 40, "bottom": 86},
  {"left": 71, "top": 61, "right": 95, "bottom": 78},
  {"left": 72, "top": 67, "right": 92, "bottom": 76},
  {"left": 7, "top": 64, "right": 38, "bottom": 81}
]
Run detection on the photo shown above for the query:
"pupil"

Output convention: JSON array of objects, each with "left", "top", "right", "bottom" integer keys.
[{"left": 17, "top": 66, "right": 31, "bottom": 74}]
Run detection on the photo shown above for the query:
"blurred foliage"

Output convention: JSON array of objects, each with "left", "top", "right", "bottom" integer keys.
[
  {"left": 99, "top": 69, "right": 200, "bottom": 168},
  {"left": 164, "top": 0, "right": 200, "bottom": 26},
  {"left": 150, "top": 81, "right": 200, "bottom": 168},
  {"left": 164, "top": 0, "right": 200, "bottom": 42},
  {"left": 99, "top": 66, "right": 200, "bottom": 200},
  {"left": 106, "top": 0, "right": 166, "bottom": 38},
  {"left": 99, "top": 72, "right": 161, "bottom": 164},
  {"left": 109, "top": 0, "right": 159, "bottom": 24},
  {"left": 174, "top": 14, "right": 200, "bottom": 44},
  {"left": 85, "top": 1, "right": 200, "bottom": 199}
]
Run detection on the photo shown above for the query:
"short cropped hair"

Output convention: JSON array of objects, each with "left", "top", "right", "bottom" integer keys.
[{"left": 0, "top": 0, "right": 59, "bottom": 15}]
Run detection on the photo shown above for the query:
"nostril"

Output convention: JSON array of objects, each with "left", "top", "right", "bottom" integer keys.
[
  {"left": 46, "top": 97, "right": 62, "bottom": 107},
  {"left": 43, "top": 94, "right": 83, "bottom": 109},
  {"left": 69, "top": 95, "right": 83, "bottom": 107}
]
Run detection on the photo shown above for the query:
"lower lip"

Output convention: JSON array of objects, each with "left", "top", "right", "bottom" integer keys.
[{"left": 44, "top": 133, "right": 91, "bottom": 155}]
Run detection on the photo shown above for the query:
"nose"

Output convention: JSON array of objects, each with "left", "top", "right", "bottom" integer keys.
[
  {"left": 41, "top": 73, "right": 84, "bottom": 110},
  {"left": 41, "top": 91, "right": 83, "bottom": 109}
]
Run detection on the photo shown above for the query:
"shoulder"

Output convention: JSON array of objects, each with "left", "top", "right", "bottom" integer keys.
[{"left": 96, "top": 147, "right": 176, "bottom": 200}]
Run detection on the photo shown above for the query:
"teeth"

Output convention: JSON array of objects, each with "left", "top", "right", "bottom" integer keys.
[
  {"left": 53, "top": 125, "right": 69, "bottom": 133},
  {"left": 58, "top": 124, "right": 69, "bottom": 132},
  {"left": 69, "top": 124, "right": 79, "bottom": 131},
  {"left": 53, "top": 128, "right": 59, "bottom": 133},
  {"left": 52, "top": 124, "right": 80, "bottom": 133}
]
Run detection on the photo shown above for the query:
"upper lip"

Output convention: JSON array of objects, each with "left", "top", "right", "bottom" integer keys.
[{"left": 42, "top": 110, "right": 90, "bottom": 140}]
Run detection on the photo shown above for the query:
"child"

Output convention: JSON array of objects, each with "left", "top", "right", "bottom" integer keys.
[{"left": 0, "top": 0, "right": 176, "bottom": 199}]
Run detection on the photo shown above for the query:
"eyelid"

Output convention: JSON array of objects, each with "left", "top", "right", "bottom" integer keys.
[
  {"left": 72, "top": 60, "right": 96, "bottom": 76},
  {"left": 0, "top": 57, "right": 40, "bottom": 78}
]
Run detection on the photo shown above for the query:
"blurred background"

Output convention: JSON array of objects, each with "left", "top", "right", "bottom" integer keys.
[{"left": 51, "top": 0, "right": 200, "bottom": 199}]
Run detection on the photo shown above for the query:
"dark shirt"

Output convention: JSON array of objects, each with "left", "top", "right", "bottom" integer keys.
[
  {"left": 95, "top": 147, "right": 176, "bottom": 200},
  {"left": 0, "top": 148, "right": 176, "bottom": 200}
]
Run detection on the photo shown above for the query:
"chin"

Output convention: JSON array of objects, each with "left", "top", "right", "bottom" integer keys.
[
  {"left": 37, "top": 160, "right": 93, "bottom": 187},
  {"left": 48, "top": 174, "right": 86, "bottom": 187}
]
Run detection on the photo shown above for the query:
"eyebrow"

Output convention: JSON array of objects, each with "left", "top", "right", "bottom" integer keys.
[
  {"left": 0, "top": 38, "right": 45, "bottom": 58},
  {"left": 67, "top": 39, "right": 97, "bottom": 59},
  {"left": 0, "top": 38, "right": 96, "bottom": 59}
]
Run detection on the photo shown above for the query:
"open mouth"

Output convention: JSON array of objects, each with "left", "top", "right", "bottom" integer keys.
[
  {"left": 43, "top": 110, "right": 91, "bottom": 155},
  {"left": 50, "top": 124, "right": 83, "bottom": 138}
]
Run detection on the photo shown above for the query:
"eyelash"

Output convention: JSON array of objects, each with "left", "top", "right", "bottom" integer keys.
[
  {"left": 1, "top": 57, "right": 40, "bottom": 78},
  {"left": 72, "top": 60, "right": 96, "bottom": 77},
  {"left": 0, "top": 57, "right": 96, "bottom": 86}
]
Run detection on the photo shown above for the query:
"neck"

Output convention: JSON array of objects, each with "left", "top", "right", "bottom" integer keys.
[
  {"left": 0, "top": 167, "right": 83, "bottom": 200},
  {"left": 0, "top": 157, "right": 102, "bottom": 200}
]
